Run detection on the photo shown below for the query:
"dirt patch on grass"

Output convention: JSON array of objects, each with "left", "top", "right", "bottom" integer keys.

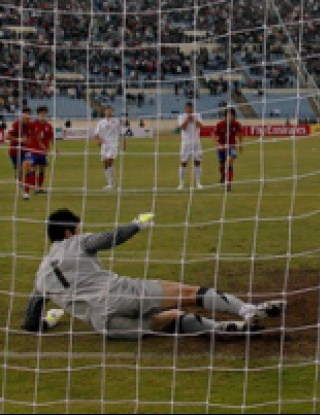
[{"left": 142, "top": 268, "right": 320, "bottom": 361}]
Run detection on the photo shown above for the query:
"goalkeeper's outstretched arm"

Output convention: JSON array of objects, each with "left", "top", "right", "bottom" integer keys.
[
  {"left": 82, "top": 213, "right": 154, "bottom": 254},
  {"left": 82, "top": 223, "right": 140, "bottom": 254}
]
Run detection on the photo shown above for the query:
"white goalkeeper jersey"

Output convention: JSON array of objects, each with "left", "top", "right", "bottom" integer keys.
[
  {"left": 178, "top": 113, "right": 202, "bottom": 143},
  {"left": 31, "top": 225, "right": 141, "bottom": 333},
  {"left": 95, "top": 117, "right": 121, "bottom": 143}
]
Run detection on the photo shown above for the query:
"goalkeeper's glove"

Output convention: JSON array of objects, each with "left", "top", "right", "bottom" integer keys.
[
  {"left": 133, "top": 212, "right": 155, "bottom": 229},
  {"left": 44, "top": 309, "right": 64, "bottom": 329}
]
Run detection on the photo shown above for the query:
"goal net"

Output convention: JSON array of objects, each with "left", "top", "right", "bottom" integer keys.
[{"left": 1, "top": 0, "right": 320, "bottom": 413}]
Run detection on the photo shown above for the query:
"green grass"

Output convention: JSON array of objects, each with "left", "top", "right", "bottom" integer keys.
[{"left": 1, "top": 134, "right": 320, "bottom": 413}]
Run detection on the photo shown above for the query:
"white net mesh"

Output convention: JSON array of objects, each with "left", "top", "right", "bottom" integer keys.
[{"left": 1, "top": 0, "right": 320, "bottom": 413}]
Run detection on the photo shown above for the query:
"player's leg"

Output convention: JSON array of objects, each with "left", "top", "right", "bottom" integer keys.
[
  {"left": 160, "top": 281, "right": 245, "bottom": 314},
  {"left": 21, "top": 155, "right": 35, "bottom": 200},
  {"left": 9, "top": 155, "right": 18, "bottom": 180},
  {"left": 16, "top": 152, "right": 25, "bottom": 187},
  {"left": 217, "top": 148, "right": 226, "bottom": 183},
  {"left": 226, "top": 148, "right": 236, "bottom": 191},
  {"left": 178, "top": 143, "right": 189, "bottom": 189},
  {"left": 193, "top": 142, "right": 202, "bottom": 189},
  {"left": 106, "top": 310, "right": 247, "bottom": 339},
  {"left": 35, "top": 159, "right": 47, "bottom": 193},
  {"left": 194, "top": 160, "right": 202, "bottom": 189},
  {"left": 178, "top": 161, "right": 188, "bottom": 190},
  {"left": 155, "top": 310, "right": 250, "bottom": 336},
  {"left": 101, "top": 143, "right": 116, "bottom": 189},
  {"left": 103, "top": 158, "right": 115, "bottom": 189},
  {"left": 159, "top": 281, "right": 286, "bottom": 327},
  {"left": 38, "top": 164, "right": 46, "bottom": 191}
]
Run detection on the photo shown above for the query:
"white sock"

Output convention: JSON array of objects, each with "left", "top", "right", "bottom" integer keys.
[
  {"left": 239, "top": 304, "right": 258, "bottom": 319},
  {"left": 179, "top": 166, "right": 186, "bottom": 186},
  {"left": 194, "top": 165, "right": 202, "bottom": 185},
  {"left": 201, "top": 288, "right": 246, "bottom": 315},
  {"left": 105, "top": 167, "right": 114, "bottom": 187}
]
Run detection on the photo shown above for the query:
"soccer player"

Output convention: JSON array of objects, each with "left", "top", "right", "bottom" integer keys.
[
  {"left": 94, "top": 105, "right": 121, "bottom": 190},
  {"left": 214, "top": 107, "right": 243, "bottom": 192},
  {"left": 22, "top": 106, "right": 54, "bottom": 199},
  {"left": 177, "top": 102, "right": 203, "bottom": 190},
  {"left": 6, "top": 107, "right": 33, "bottom": 182},
  {"left": 22, "top": 208, "right": 286, "bottom": 339}
]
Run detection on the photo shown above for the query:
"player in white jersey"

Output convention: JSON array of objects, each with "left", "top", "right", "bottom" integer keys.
[
  {"left": 94, "top": 105, "right": 121, "bottom": 189},
  {"left": 22, "top": 208, "right": 287, "bottom": 340},
  {"left": 177, "top": 102, "right": 203, "bottom": 190}
]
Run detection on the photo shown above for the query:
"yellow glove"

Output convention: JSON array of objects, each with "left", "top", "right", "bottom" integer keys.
[
  {"left": 44, "top": 309, "right": 64, "bottom": 328},
  {"left": 133, "top": 212, "right": 155, "bottom": 229}
]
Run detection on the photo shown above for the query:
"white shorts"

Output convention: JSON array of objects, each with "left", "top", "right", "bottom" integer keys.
[
  {"left": 105, "top": 277, "right": 163, "bottom": 339},
  {"left": 101, "top": 142, "right": 118, "bottom": 161},
  {"left": 180, "top": 141, "right": 202, "bottom": 163}
]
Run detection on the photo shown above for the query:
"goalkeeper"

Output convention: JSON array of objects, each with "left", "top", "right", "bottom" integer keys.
[{"left": 23, "top": 208, "right": 286, "bottom": 339}]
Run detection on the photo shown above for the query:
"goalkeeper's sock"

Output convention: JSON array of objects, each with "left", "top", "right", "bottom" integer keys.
[
  {"left": 179, "top": 166, "right": 186, "bottom": 186},
  {"left": 196, "top": 287, "right": 245, "bottom": 316},
  {"left": 177, "top": 313, "right": 219, "bottom": 334},
  {"left": 169, "top": 313, "right": 248, "bottom": 336}
]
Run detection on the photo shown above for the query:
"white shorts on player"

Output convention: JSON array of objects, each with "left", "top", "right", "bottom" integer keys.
[
  {"left": 180, "top": 140, "right": 202, "bottom": 163},
  {"left": 101, "top": 142, "right": 118, "bottom": 161}
]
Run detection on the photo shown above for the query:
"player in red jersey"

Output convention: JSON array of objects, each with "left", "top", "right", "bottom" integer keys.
[
  {"left": 214, "top": 107, "right": 243, "bottom": 191},
  {"left": 22, "top": 106, "right": 54, "bottom": 200},
  {"left": 6, "top": 107, "right": 33, "bottom": 181}
]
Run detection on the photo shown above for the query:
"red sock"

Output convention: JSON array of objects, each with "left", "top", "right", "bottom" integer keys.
[
  {"left": 227, "top": 168, "right": 234, "bottom": 183},
  {"left": 24, "top": 172, "right": 35, "bottom": 194}
]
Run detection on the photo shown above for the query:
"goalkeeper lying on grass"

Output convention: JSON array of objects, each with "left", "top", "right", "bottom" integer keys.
[{"left": 23, "top": 208, "right": 286, "bottom": 339}]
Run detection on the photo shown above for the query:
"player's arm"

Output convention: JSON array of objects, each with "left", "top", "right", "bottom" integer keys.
[
  {"left": 82, "top": 213, "right": 154, "bottom": 254},
  {"left": 179, "top": 115, "right": 190, "bottom": 130},
  {"left": 6, "top": 123, "right": 24, "bottom": 143},
  {"left": 93, "top": 123, "right": 102, "bottom": 146},
  {"left": 195, "top": 114, "right": 203, "bottom": 129},
  {"left": 94, "top": 134, "right": 102, "bottom": 146},
  {"left": 82, "top": 224, "right": 140, "bottom": 254}
]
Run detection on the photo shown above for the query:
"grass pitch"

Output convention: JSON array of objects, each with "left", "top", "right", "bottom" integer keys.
[{"left": 0, "top": 133, "right": 320, "bottom": 413}]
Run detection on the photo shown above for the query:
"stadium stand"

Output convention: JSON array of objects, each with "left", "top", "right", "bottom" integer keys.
[{"left": 0, "top": 0, "right": 319, "bottom": 120}]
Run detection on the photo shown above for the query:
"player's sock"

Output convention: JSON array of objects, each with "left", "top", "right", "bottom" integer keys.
[
  {"left": 169, "top": 313, "right": 248, "bottom": 336},
  {"left": 227, "top": 166, "right": 234, "bottom": 183},
  {"left": 194, "top": 165, "right": 202, "bottom": 186},
  {"left": 196, "top": 287, "right": 245, "bottom": 315},
  {"left": 105, "top": 167, "right": 114, "bottom": 187},
  {"left": 175, "top": 313, "right": 219, "bottom": 335},
  {"left": 24, "top": 171, "right": 35, "bottom": 194},
  {"left": 179, "top": 166, "right": 186, "bottom": 187},
  {"left": 219, "top": 163, "right": 225, "bottom": 182},
  {"left": 38, "top": 172, "right": 44, "bottom": 189}
]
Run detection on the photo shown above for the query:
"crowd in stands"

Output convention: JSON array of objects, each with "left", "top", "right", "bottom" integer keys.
[{"left": 0, "top": 0, "right": 319, "bottom": 116}]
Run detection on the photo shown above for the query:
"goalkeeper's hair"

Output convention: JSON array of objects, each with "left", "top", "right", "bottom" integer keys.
[{"left": 47, "top": 208, "right": 80, "bottom": 242}]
